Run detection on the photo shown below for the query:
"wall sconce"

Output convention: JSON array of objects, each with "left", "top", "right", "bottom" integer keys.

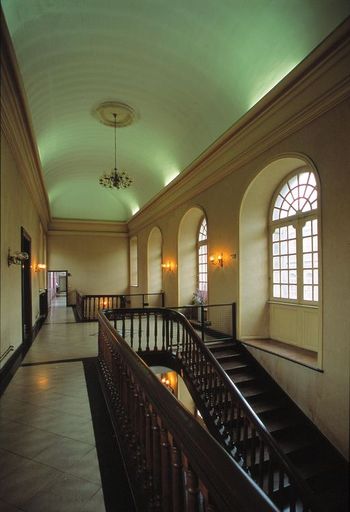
[
  {"left": 161, "top": 261, "right": 174, "bottom": 272},
  {"left": 35, "top": 263, "right": 47, "bottom": 272},
  {"left": 209, "top": 253, "right": 224, "bottom": 267},
  {"left": 8, "top": 249, "right": 29, "bottom": 266}
]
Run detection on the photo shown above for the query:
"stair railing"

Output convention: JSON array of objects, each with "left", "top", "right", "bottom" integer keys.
[
  {"left": 104, "top": 307, "right": 319, "bottom": 512},
  {"left": 98, "top": 310, "right": 277, "bottom": 512}
]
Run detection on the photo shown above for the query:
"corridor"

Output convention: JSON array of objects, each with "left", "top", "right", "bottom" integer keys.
[{"left": 0, "top": 301, "right": 134, "bottom": 512}]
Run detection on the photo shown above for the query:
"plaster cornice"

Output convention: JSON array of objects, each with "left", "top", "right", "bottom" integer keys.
[
  {"left": 0, "top": 10, "right": 51, "bottom": 230},
  {"left": 128, "top": 17, "right": 350, "bottom": 234},
  {"left": 49, "top": 218, "right": 129, "bottom": 236}
]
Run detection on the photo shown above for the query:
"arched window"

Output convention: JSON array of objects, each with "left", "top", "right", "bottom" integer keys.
[
  {"left": 270, "top": 170, "right": 319, "bottom": 303},
  {"left": 197, "top": 217, "right": 208, "bottom": 298}
]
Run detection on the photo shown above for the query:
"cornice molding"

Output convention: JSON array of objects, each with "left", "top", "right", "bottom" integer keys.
[
  {"left": 0, "top": 10, "right": 51, "bottom": 230},
  {"left": 49, "top": 218, "right": 129, "bottom": 236},
  {"left": 128, "top": 17, "right": 350, "bottom": 234}
]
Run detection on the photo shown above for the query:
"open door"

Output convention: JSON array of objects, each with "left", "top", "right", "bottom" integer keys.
[{"left": 47, "top": 270, "right": 69, "bottom": 307}]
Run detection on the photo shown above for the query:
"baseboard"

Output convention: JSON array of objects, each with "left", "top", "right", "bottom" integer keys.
[
  {"left": 0, "top": 315, "right": 46, "bottom": 396},
  {"left": 0, "top": 344, "right": 25, "bottom": 395}
]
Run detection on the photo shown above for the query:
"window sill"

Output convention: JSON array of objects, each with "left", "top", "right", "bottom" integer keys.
[
  {"left": 239, "top": 338, "right": 322, "bottom": 372},
  {"left": 268, "top": 300, "right": 319, "bottom": 309}
]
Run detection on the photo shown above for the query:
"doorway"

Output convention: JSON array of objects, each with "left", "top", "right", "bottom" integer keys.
[
  {"left": 21, "top": 227, "right": 32, "bottom": 346},
  {"left": 47, "top": 270, "right": 69, "bottom": 307}
]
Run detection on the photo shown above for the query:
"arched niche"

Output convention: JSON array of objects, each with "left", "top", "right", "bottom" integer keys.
[
  {"left": 178, "top": 206, "right": 206, "bottom": 306},
  {"left": 147, "top": 227, "right": 163, "bottom": 304},
  {"left": 239, "top": 155, "right": 317, "bottom": 339}
]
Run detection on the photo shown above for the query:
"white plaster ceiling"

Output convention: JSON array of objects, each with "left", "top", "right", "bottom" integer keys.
[{"left": 2, "top": 0, "right": 349, "bottom": 221}]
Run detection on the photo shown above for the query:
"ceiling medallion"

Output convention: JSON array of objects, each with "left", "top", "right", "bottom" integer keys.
[
  {"left": 94, "top": 101, "right": 137, "bottom": 127},
  {"left": 95, "top": 102, "right": 135, "bottom": 190}
]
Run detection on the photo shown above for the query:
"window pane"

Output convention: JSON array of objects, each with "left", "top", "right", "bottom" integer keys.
[
  {"left": 304, "top": 286, "right": 313, "bottom": 301},
  {"left": 303, "top": 253, "right": 312, "bottom": 268},
  {"left": 281, "top": 270, "right": 288, "bottom": 283},
  {"left": 273, "top": 285, "right": 280, "bottom": 298},
  {"left": 289, "top": 254, "right": 297, "bottom": 269},
  {"left": 304, "top": 270, "right": 313, "bottom": 284},
  {"left": 281, "top": 285, "right": 288, "bottom": 298},
  {"left": 290, "top": 285, "right": 297, "bottom": 299},
  {"left": 273, "top": 243, "right": 279, "bottom": 255},
  {"left": 281, "top": 256, "right": 288, "bottom": 269},
  {"left": 303, "top": 237, "right": 312, "bottom": 252},
  {"left": 281, "top": 241, "right": 288, "bottom": 255},
  {"left": 273, "top": 271, "right": 280, "bottom": 283},
  {"left": 289, "top": 270, "right": 297, "bottom": 284},
  {"left": 273, "top": 257, "right": 280, "bottom": 269}
]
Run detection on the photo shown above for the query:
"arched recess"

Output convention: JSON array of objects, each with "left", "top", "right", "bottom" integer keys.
[
  {"left": 178, "top": 206, "right": 206, "bottom": 306},
  {"left": 239, "top": 155, "right": 322, "bottom": 356},
  {"left": 147, "top": 226, "right": 163, "bottom": 304}
]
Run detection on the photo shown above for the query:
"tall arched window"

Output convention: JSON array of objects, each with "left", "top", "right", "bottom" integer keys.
[
  {"left": 197, "top": 217, "right": 208, "bottom": 299},
  {"left": 270, "top": 170, "right": 319, "bottom": 303}
]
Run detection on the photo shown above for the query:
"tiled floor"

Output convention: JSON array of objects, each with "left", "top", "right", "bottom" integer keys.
[{"left": 0, "top": 301, "right": 106, "bottom": 512}]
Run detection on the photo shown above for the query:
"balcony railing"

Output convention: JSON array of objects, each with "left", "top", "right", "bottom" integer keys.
[{"left": 75, "top": 291, "right": 165, "bottom": 321}]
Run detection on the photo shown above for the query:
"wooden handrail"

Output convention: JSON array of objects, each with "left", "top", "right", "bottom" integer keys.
[
  {"left": 98, "top": 310, "right": 278, "bottom": 512},
  {"left": 104, "top": 306, "right": 319, "bottom": 511}
]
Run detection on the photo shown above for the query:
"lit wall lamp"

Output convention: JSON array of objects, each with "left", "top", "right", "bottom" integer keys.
[
  {"left": 161, "top": 261, "right": 174, "bottom": 272},
  {"left": 8, "top": 249, "right": 29, "bottom": 266},
  {"left": 35, "top": 263, "right": 47, "bottom": 272},
  {"left": 209, "top": 253, "right": 224, "bottom": 267}
]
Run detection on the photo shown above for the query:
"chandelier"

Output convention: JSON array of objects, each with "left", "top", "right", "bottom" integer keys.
[{"left": 99, "top": 113, "right": 133, "bottom": 189}]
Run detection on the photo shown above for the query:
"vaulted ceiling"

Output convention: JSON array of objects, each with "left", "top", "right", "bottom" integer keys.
[{"left": 2, "top": 1, "right": 349, "bottom": 222}]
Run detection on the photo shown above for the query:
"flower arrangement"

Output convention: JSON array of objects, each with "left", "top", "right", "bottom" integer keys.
[{"left": 192, "top": 288, "right": 207, "bottom": 305}]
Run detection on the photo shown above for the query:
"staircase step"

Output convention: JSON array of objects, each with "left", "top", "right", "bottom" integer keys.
[
  {"left": 237, "top": 381, "right": 272, "bottom": 399},
  {"left": 272, "top": 425, "right": 319, "bottom": 456},
  {"left": 204, "top": 340, "right": 237, "bottom": 350},
  {"left": 288, "top": 444, "right": 347, "bottom": 481},
  {"left": 258, "top": 408, "right": 303, "bottom": 434},
  {"left": 220, "top": 358, "right": 248, "bottom": 371},
  {"left": 228, "top": 370, "right": 258, "bottom": 384},
  {"left": 247, "top": 394, "right": 287, "bottom": 414},
  {"left": 210, "top": 348, "right": 242, "bottom": 359}
]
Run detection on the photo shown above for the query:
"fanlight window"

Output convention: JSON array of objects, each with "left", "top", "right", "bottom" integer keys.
[
  {"left": 198, "top": 217, "right": 208, "bottom": 295},
  {"left": 272, "top": 171, "right": 317, "bottom": 220},
  {"left": 270, "top": 171, "right": 319, "bottom": 303}
]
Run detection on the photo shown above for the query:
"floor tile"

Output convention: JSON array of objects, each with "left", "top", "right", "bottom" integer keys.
[
  {"left": 33, "top": 436, "right": 94, "bottom": 471},
  {"left": 0, "top": 459, "right": 62, "bottom": 507}
]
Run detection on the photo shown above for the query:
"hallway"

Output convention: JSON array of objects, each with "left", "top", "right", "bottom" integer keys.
[{"left": 0, "top": 301, "right": 135, "bottom": 512}]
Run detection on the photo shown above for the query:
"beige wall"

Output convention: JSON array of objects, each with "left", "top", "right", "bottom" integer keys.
[
  {"left": 128, "top": 99, "right": 350, "bottom": 457},
  {"left": 48, "top": 233, "right": 129, "bottom": 300},
  {"left": 0, "top": 137, "right": 47, "bottom": 369}
]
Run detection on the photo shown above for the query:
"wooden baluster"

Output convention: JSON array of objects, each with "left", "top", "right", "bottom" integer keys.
[
  {"left": 162, "top": 315, "right": 165, "bottom": 350},
  {"left": 145, "top": 408, "right": 152, "bottom": 473},
  {"left": 170, "top": 319, "right": 174, "bottom": 351},
  {"left": 171, "top": 444, "right": 184, "bottom": 512},
  {"left": 176, "top": 320, "right": 180, "bottom": 356},
  {"left": 160, "top": 426, "right": 171, "bottom": 512},
  {"left": 151, "top": 412, "right": 161, "bottom": 508},
  {"left": 184, "top": 459, "right": 200, "bottom": 512},
  {"left": 122, "top": 314, "right": 126, "bottom": 339},
  {"left": 146, "top": 312, "right": 150, "bottom": 351},
  {"left": 154, "top": 312, "right": 158, "bottom": 351},
  {"left": 138, "top": 312, "right": 142, "bottom": 351},
  {"left": 130, "top": 312, "right": 134, "bottom": 350},
  {"left": 267, "top": 454, "right": 274, "bottom": 497},
  {"left": 258, "top": 438, "right": 265, "bottom": 488}
]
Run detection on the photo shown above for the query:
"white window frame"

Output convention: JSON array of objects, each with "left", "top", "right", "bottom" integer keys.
[
  {"left": 197, "top": 217, "right": 208, "bottom": 297},
  {"left": 269, "top": 169, "right": 320, "bottom": 305}
]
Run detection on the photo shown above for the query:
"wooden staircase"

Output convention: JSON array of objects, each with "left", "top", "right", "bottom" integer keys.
[{"left": 206, "top": 339, "right": 349, "bottom": 512}]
